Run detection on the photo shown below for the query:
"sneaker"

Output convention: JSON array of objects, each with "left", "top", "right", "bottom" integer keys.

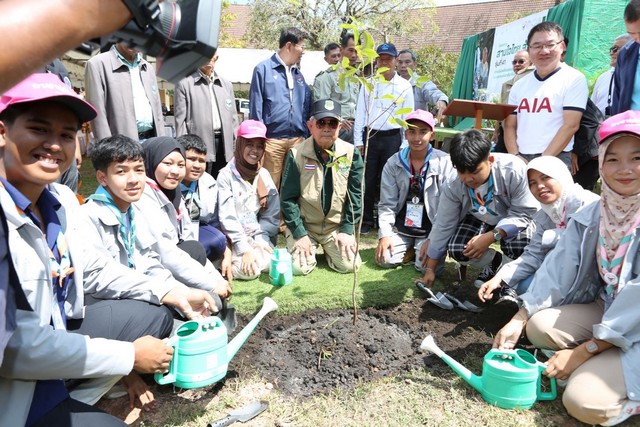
[
  {"left": 473, "top": 252, "right": 502, "bottom": 288},
  {"left": 360, "top": 224, "right": 373, "bottom": 234},
  {"left": 402, "top": 247, "right": 416, "bottom": 265},
  {"left": 496, "top": 285, "right": 519, "bottom": 306}
]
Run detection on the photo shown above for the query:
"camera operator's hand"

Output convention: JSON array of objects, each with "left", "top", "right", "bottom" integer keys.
[
  {"left": 0, "top": 0, "right": 132, "bottom": 92},
  {"left": 132, "top": 336, "right": 173, "bottom": 374}
]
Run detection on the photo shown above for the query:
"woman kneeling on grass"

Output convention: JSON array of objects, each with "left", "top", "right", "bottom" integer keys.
[
  {"left": 217, "top": 120, "right": 279, "bottom": 280},
  {"left": 493, "top": 110, "right": 640, "bottom": 426},
  {"left": 477, "top": 156, "right": 599, "bottom": 304}
]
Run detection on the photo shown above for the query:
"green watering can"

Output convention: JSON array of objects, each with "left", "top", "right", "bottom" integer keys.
[
  {"left": 269, "top": 248, "right": 292, "bottom": 286},
  {"left": 155, "top": 297, "right": 278, "bottom": 389},
  {"left": 420, "top": 335, "right": 557, "bottom": 409}
]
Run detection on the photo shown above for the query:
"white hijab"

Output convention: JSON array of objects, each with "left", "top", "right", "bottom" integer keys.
[{"left": 526, "top": 156, "right": 576, "bottom": 226}]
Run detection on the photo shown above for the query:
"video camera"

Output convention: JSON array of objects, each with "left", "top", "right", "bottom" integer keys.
[{"left": 79, "top": 0, "right": 222, "bottom": 83}]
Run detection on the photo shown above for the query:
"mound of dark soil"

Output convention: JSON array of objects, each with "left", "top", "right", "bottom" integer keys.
[
  {"left": 233, "top": 291, "right": 520, "bottom": 396},
  {"left": 97, "top": 288, "right": 523, "bottom": 423}
]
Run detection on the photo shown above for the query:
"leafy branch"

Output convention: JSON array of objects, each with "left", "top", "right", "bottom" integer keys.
[{"left": 325, "top": 19, "right": 412, "bottom": 324}]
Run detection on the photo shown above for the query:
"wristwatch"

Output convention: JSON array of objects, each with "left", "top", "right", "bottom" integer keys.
[
  {"left": 492, "top": 229, "right": 503, "bottom": 242},
  {"left": 585, "top": 340, "right": 599, "bottom": 354}
]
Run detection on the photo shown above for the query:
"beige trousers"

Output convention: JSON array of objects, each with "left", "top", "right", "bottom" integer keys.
[
  {"left": 263, "top": 136, "right": 304, "bottom": 190},
  {"left": 527, "top": 300, "right": 630, "bottom": 425},
  {"left": 285, "top": 229, "right": 362, "bottom": 276}
]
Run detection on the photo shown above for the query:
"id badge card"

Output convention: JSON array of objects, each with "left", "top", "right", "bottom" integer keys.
[{"left": 404, "top": 202, "right": 424, "bottom": 228}]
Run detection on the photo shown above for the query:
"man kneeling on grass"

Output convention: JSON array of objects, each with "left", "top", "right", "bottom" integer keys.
[{"left": 280, "top": 99, "right": 364, "bottom": 275}]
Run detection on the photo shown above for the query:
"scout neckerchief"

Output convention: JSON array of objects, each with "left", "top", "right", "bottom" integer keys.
[
  {"left": 180, "top": 180, "right": 201, "bottom": 222},
  {"left": 398, "top": 145, "right": 433, "bottom": 199},
  {"left": 468, "top": 173, "right": 497, "bottom": 218},
  {"left": 88, "top": 186, "right": 136, "bottom": 268},
  {"left": 13, "top": 188, "right": 72, "bottom": 329}
]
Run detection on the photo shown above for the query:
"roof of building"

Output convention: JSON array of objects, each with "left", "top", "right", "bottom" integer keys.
[
  {"left": 225, "top": 4, "right": 253, "bottom": 41},
  {"left": 393, "top": 0, "right": 557, "bottom": 52}
]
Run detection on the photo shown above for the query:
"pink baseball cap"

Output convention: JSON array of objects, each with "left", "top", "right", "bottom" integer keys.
[
  {"left": 405, "top": 109, "right": 436, "bottom": 130},
  {"left": 599, "top": 110, "right": 640, "bottom": 143},
  {"left": 0, "top": 73, "right": 97, "bottom": 124},
  {"left": 237, "top": 119, "right": 267, "bottom": 139}
]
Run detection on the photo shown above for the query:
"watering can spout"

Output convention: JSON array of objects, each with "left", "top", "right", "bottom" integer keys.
[
  {"left": 227, "top": 297, "right": 278, "bottom": 362},
  {"left": 420, "top": 335, "right": 484, "bottom": 393}
]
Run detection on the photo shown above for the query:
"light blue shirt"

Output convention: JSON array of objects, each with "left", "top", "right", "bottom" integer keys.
[{"left": 112, "top": 46, "right": 154, "bottom": 133}]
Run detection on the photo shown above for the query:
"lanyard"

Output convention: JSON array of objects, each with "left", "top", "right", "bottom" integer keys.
[
  {"left": 399, "top": 145, "right": 432, "bottom": 194},
  {"left": 598, "top": 216, "right": 640, "bottom": 296},
  {"left": 468, "top": 173, "right": 496, "bottom": 218},
  {"left": 88, "top": 186, "right": 136, "bottom": 268}
]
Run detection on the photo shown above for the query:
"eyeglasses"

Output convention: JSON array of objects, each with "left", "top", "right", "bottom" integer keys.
[
  {"left": 316, "top": 119, "right": 340, "bottom": 129},
  {"left": 610, "top": 45, "right": 621, "bottom": 54},
  {"left": 528, "top": 40, "right": 563, "bottom": 51},
  {"left": 512, "top": 59, "right": 526, "bottom": 65}
]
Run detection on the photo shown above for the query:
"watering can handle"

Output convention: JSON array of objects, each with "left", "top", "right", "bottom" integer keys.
[
  {"left": 154, "top": 334, "right": 179, "bottom": 385},
  {"left": 537, "top": 364, "right": 558, "bottom": 401}
]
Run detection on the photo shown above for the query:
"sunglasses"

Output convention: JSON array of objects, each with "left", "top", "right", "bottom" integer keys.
[
  {"left": 610, "top": 45, "right": 621, "bottom": 54},
  {"left": 512, "top": 59, "right": 526, "bottom": 65},
  {"left": 316, "top": 119, "right": 340, "bottom": 129}
]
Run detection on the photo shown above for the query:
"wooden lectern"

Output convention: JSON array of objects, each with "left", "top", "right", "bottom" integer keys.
[{"left": 443, "top": 99, "right": 517, "bottom": 129}]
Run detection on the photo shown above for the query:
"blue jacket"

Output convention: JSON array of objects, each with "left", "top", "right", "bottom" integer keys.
[
  {"left": 249, "top": 54, "right": 311, "bottom": 139},
  {"left": 612, "top": 40, "right": 639, "bottom": 115}
]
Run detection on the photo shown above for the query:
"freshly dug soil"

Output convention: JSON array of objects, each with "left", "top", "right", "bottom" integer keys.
[
  {"left": 97, "top": 286, "right": 523, "bottom": 422},
  {"left": 233, "top": 288, "right": 520, "bottom": 396}
]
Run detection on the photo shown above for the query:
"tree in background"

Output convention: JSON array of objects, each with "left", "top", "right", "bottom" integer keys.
[
  {"left": 244, "top": 0, "right": 434, "bottom": 50},
  {"left": 219, "top": 0, "right": 246, "bottom": 48},
  {"left": 415, "top": 45, "right": 459, "bottom": 99}
]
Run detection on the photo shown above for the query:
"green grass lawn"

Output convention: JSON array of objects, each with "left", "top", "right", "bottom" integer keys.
[{"left": 229, "top": 247, "right": 425, "bottom": 315}]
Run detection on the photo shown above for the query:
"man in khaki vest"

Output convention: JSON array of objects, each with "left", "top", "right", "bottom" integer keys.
[{"left": 280, "top": 99, "right": 364, "bottom": 275}]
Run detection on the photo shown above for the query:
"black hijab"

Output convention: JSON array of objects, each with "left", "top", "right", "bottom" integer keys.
[{"left": 142, "top": 136, "right": 186, "bottom": 211}]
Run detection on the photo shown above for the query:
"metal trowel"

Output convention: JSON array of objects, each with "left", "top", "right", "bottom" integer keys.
[{"left": 207, "top": 401, "right": 269, "bottom": 427}]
